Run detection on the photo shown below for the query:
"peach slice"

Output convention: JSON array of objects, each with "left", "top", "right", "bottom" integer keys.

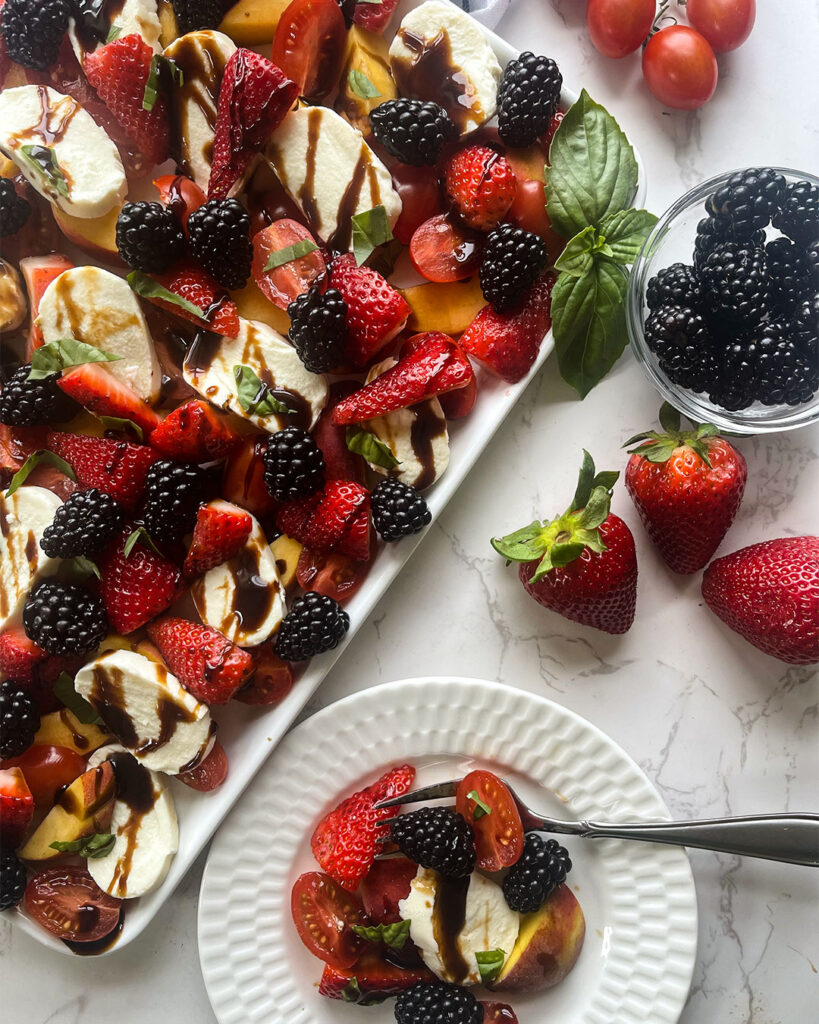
[{"left": 402, "top": 276, "right": 487, "bottom": 335}]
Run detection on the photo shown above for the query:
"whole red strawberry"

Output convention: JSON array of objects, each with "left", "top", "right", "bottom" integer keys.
[
  {"left": 183, "top": 499, "right": 253, "bottom": 578},
  {"left": 493, "top": 451, "right": 637, "bottom": 634},
  {"left": 147, "top": 617, "right": 254, "bottom": 704},
  {"left": 624, "top": 404, "right": 747, "bottom": 574},
  {"left": 444, "top": 145, "right": 517, "bottom": 231},
  {"left": 702, "top": 537, "right": 819, "bottom": 664}
]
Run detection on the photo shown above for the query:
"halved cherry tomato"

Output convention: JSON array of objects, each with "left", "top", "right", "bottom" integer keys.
[
  {"left": 410, "top": 213, "right": 484, "bottom": 283},
  {"left": 391, "top": 164, "right": 444, "bottom": 246},
  {"left": 25, "top": 867, "right": 122, "bottom": 943},
  {"left": 153, "top": 174, "right": 206, "bottom": 231},
  {"left": 272, "top": 0, "right": 347, "bottom": 101},
  {"left": 439, "top": 375, "right": 477, "bottom": 419},
  {"left": 456, "top": 770, "right": 524, "bottom": 872},
  {"left": 1, "top": 745, "right": 86, "bottom": 807},
  {"left": 252, "top": 219, "right": 327, "bottom": 310},
  {"left": 176, "top": 740, "right": 228, "bottom": 792},
  {"left": 359, "top": 856, "right": 418, "bottom": 926},
  {"left": 481, "top": 1002, "right": 519, "bottom": 1024},
  {"left": 291, "top": 871, "right": 367, "bottom": 968},
  {"left": 296, "top": 547, "right": 371, "bottom": 605},
  {"left": 234, "top": 647, "right": 294, "bottom": 705}
]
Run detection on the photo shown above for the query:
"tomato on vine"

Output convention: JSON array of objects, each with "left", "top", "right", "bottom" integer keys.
[
  {"left": 586, "top": 0, "right": 656, "bottom": 58},
  {"left": 642, "top": 25, "right": 718, "bottom": 110},
  {"left": 686, "top": 0, "right": 756, "bottom": 52}
]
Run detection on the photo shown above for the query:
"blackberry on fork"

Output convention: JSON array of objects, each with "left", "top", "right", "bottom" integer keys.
[{"left": 389, "top": 806, "right": 476, "bottom": 878}]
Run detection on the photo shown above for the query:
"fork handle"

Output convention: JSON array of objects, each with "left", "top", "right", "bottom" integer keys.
[{"left": 545, "top": 813, "right": 819, "bottom": 866}]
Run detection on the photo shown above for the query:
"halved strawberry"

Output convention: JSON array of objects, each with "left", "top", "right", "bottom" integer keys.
[
  {"left": 277, "top": 480, "right": 370, "bottom": 560},
  {"left": 183, "top": 499, "right": 253, "bottom": 578},
  {"left": 19, "top": 254, "right": 74, "bottom": 354},
  {"left": 329, "top": 254, "right": 410, "bottom": 368},
  {"left": 0, "top": 767, "right": 34, "bottom": 848},
  {"left": 150, "top": 401, "right": 243, "bottom": 463},
  {"left": 352, "top": 0, "right": 401, "bottom": 34},
  {"left": 319, "top": 953, "right": 434, "bottom": 1001},
  {"left": 444, "top": 144, "right": 517, "bottom": 232},
  {"left": 233, "top": 644, "right": 294, "bottom": 705},
  {"left": 153, "top": 174, "right": 206, "bottom": 231},
  {"left": 57, "top": 364, "right": 162, "bottom": 438},
  {"left": 0, "top": 629, "right": 47, "bottom": 684},
  {"left": 147, "top": 617, "right": 254, "bottom": 704},
  {"left": 98, "top": 528, "right": 182, "bottom": 634},
  {"left": 46, "top": 431, "right": 159, "bottom": 509},
  {"left": 147, "top": 261, "right": 240, "bottom": 338}
]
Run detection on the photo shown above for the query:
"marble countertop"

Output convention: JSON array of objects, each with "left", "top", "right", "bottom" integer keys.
[{"left": 3, "top": 1, "right": 817, "bottom": 1021}]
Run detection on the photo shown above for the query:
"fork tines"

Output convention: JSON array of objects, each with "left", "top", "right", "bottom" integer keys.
[{"left": 373, "top": 779, "right": 461, "bottom": 810}]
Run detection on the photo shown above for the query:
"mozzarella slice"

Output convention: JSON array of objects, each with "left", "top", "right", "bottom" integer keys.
[
  {"left": 36, "top": 266, "right": 161, "bottom": 403},
  {"left": 389, "top": 0, "right": 502, "bottom": 133},
  {"left": 266, "top": 106, "right": 402, "bottom": 251},
  {"left": 69, "top": 0, "right": 162, "bottom": 64},
  {"left": 192, "top": 515, "right": 284, "bottom": 647},
  {"left": 0, "top": 486, "right": 62, "bottom": 632},
  {"left": 75, "top": 649, "right": 214, "bottom": 775},
  {"left": 183, "top": 317, "right": 328, "bottom": 433},
  {"left": 0, "top": 86, "right": 127, "bottom": 219}
]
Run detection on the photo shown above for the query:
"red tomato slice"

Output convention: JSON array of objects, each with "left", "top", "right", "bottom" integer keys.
[
  {"left": 2, "top": 745, "right": 86, "bottom": 807},
  {"left": 391, "top": 164, "right": 444, "bottom": 246},
  {"left": 455, "top": 770, "right": 524, "bottom": 872},
  {"left": 25, "top": 867, "right": 122, "bottom": 943},
  {"left": 234, "top": 647, "right": 294, "bottom": 706},
  {"left": 252, "top": 219, "right": 327, "bottom": 310},
  {"left": 296, "top": 547, "right": 371, "bottom": 605},
  {"left": 410, "top": 213, "right": 484, "bottom": 283},
  {"left": 291, "top": 871, "right": 367, "bottom": 969},
  {"left": 176, "top": 740, "right": 228, "bottom": 792},
  {"left": 359, "top": 857, "right": 418, "bottom": 926},
  {"left": 272, "top": 0, "right": 347, "bottom": 101},
  {"left": 153, "top": 174, "right": 206, "bottom": 231}
]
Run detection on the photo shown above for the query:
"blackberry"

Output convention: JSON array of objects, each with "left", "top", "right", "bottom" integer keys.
[
  {"left": 394, "top": 982, "right": 484, "bottom": 1024},
  {"left": 0, "top": 849, "right": 26, "bottom": 912},
  {"left": 116, "top": 202, "right": 186, "bottom": 274},
  {"left": 262, "top": 426, "right": 325, "bottom": 501},
  {"left": 0, "top": 366, "right": 79, "bottom": 426},
  {"left": 0, "top": 679, "right": 39, "bottom": 759},
  {"left": 23, "top": 581, "right": 107, "bottom": 656},
  {"left": 644, "top": 305, "right": 717, "bottom": 393},
  {"left": 287, "top": 286, "right": 347, "bottom": 373},
  {"left": 709, "top": 339, "right": 759, "bottom": 411},
  {"left": 371, "top": 478, "right": 431, "bottom": 542},
  {"left": 646, "top": 263, "right": 701, "bottom": 311},
  {"left": 389, "top": 806, "right": 475, "bottom": 878},
  {"left": 40, "top": 488, "right": 123, "bottom": 559},
  {"left": 753, "top": 320, "right": 818, "bottom": 406},
  {"left": 766, "top": 237, "right": 814, "bottom": 313},
  {"left": 274, "top": 592, "right": 349, "bottom": 662},
  {"left": 0, "top": 179, "right": 31, "bottom": 238},
  {"left": 497, "top": 51, "right": 562, "bottom": 148},
  {"left": 170, "top": 0, "right": 228, "bottom": 34},
  {"left": 792, "top": 294, "right": 819, "bottom": 355},
  {"left": 772, "top": 180, "right": 819, "bottom": 247},
  {"left": 369, "top": 99, "right": 457, "bottom": 166},
  {"left": 188, "top": 198, "right": 253, "bottom": 290},
  {"left": 142, "top": 459, "right": 209, "bottom": 540},
  {"left": 706, "top": 167, "right": 786, "bottom": 237},
  {"left": 0, "top": 0, "right": 70, "bottom": 71},
  {"left": 479, "top": 223, "right": 548, "bottom": 313},
  {"left": 700, "top": 241, "right": 769, "bottom": 325},
  {"left": 693, "top": 215, "right": 764, "bottom": 270},
  {"left": 502, "top": 833, "right": 572, "bottom": 913}
]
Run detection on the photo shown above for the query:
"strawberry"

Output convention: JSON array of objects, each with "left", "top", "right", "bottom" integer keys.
[
  {"left": 461, "top": 274, "right": 554, "bottom": 383},
  {"left": 98, "top": 527, "right": 182, "bottom": 634},
  {"left": 543, "top": 111, "right": 565, "bottom": 157},
  {"left": 319, "top": 953, "right": 434, "bottom": 1001},
  {"left": 56, "top": 364, "right": 162, "bottom": 439},
  {"left": 147, "top": 617, "right": 254, "bottom": 704},
  {"left": 233, "top": 644, "right": 294, "bottom": 705},
  {"left": 444, "top": 145, "right": 517, "bottom": 231},
  {"left": 277, "top": 480, "right": 371, "bottom": 560},
  {"left": 83, "top": 33, "right": 170, "bottom": 166},
  {"left": 702, "top": 537, "right": 819, "bottom": 665},
  {"left": 46, "top": 431, "right": 160, "bottom": 509},
  {"left": 0, "top": 767, "right": 34, "bottom": 848},
  {"left": 624, "top": 405, "right": 747, "bottom": 574},
  {"left": 147, "top": 261, "right": 240, "bottom": 338},
  {"left": 176, "top": 738, "right": 228, "bottom": 791},
  {"left": 183, "top": 499, "right": 253, "bottom": 578},
  {"left": 329, "top": 254, "right": 410, "bottom": 368},
  {"left": 366, "top": 763, "right": 416, "bottom": 816},
  {"left": 332, "top": 333, "right": 473, "bottom": 426},
  {"left": 150, "top": 401, "right": 243, "bottom": 463},
  {"left": 352, "top": 0, "right": 400, "bottom": 33},
  {"left": 493, "top": 451, "right": 638, "bottom": 634},
  {"left": 313, "top": 387, "right": 366, "bottom": 482},
  {"left": 208, "top": 48, "right": 299, "bottom": 200},
  {"left": 360, "top": 857, "right": 418, "bottom": 925},
  {"left": 0, "top": 628, "right": 47, "bottom": 684}
]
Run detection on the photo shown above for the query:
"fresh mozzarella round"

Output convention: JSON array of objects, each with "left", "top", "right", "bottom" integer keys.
[
  {"left": 0, "top": 486, "right": 63, "bottom": 633},
  {"left": 69, "top": 0, "right": 162, "bottom": 64}
]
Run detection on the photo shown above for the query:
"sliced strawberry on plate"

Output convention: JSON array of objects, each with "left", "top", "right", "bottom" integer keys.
[
  {"left": 147, "top": 617, "right": 254, "bottom": 704},
  {"left": 332, "top": 332, "right": 473, "bottom": 425},
  {"left": 147, "top": 261, "right": 240, "bottom": 338},
  {"left": 208, "top": 48, "right": 299, "bottom": 200},
  {"left": 97, "top": 527, "right": 182, "bottom": 634},
  {"left": 400, "top": 333, "right": 477, "bottom": 420},
  {"left": 352, "top": 0, "right": 401, "bottom": 34},
  {"left": 444, "top": 144, "right": 517, "bottom": 232},
  {"left": 0, "top": 628, "right": 47, "bottom": 685},
  {"left": 46, "top": 431, "right": 159, "bottom": 509},
  {"left": 176, "top": 738, "right": 228, "bottom": 792},
  {"left": 233, "top": 644, "right": 294, "bottom": 705},
  {"left": 319, "top": 953, "right": 435, "bottom": 1002},
  {"left": 153, "top": 174, "right": 206, "bottom": 231},
  {"left": 0, "top": 767, "right": 34, "bottom": 848},
  {"left": 84, "top": 33, "right": 170, "bottom": 167},
  {"left": 19, "top": 254, "right": 74, "bottom": 354},
  {"left": 150, "top": 401, "right": 243, "bottom": 463},
  {"left": 56, "top": 364, "right": 162, "bottom": 439},
  {"left": 329, "top": 254, "right": 410, "bottom": 368},
  {"left": 277, "top": 480, "right": 370, "bottom": 560},
  {"left": 183, "top": 499, "right": 253, "bottom": 578},
  {"left": 360, "top": 857, "right": 418, "bottom": 926}
]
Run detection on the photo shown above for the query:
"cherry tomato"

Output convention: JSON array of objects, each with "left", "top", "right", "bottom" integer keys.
[
  {"left": 481, "top": 1003, "right": 519, "bottom": 1024},
  {"left": 586, "top": 0, "right": 655, "bottom": 58},
  {"left": 291, "top": 871, "right": 367, "bottom": 968},
  {"left": 176, "top": 740, "right": 228, "bottom": 791},
  {"left": 296, "top": 547, "right": 370, "bottom": 605},
  {"left": 439, "top": 374, "right": 477, "bottom": 419},
  {"left": 359, "top": 857, "right": 418, "bottom": 925},
  {"left": 456, "top": 770, "right": 524, "bottom": 872},
  {"left": 234, "top": 647, "right": 294, "bottom": 706},
  {"left": 2, "top": 745, "right": 86, "bottom": 807},
  {"left": 686, "top": 0, "right": 755, "bottom": 52},
  {"left": 642, "top": 26, "right": 718, "bottom": 109},
  {"left": 272, "top": 0, "right": 347, "bottom": 101},
  {"left": 410, "top": 213, "right": 484, "bottom": 283},
  {"left": 391, "top": 164, "right": 444, "bottom": 246},
  {"left": 25, "top": 867, "right": 122, "bottom": 943},
  {"left": 504, "top": 178, "right": 566, "bottom": 254},
  {"left": 252, "top": 219, "right": 327, "bottom": 310},
  {"left": 153, "top": 174, "right": 205, "bottom": 231},
  {"left": 247, "top": 184, "right": 308, "bottom": 237}
]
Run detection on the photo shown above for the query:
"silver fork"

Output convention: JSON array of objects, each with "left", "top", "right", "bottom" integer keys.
[{"left": 376, "top": 780, "right": 819, "bottom": 867}]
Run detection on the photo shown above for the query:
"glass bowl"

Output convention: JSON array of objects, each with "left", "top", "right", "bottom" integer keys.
[{"left": 627, "top": 167, "right": 819, "bottom": 434}]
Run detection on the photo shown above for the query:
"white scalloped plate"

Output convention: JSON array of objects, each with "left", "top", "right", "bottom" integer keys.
[{"left": 199, "top": 678, "right": 697, "bottom": 1024}]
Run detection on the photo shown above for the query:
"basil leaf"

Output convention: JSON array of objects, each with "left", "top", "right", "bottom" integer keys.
[
  {"left": 546, "top": 90, "right": 638, "bottom": 239},
  {"left": 106, "top": 25, "right": 122, "bottom": 43},
  {"left": 348, "top": 69, "right": 381, "bottom": 99},
  {"left": 346, "top": 426, "right": 399, "bottom": 470},
  {"left": 95, "top": 415, "right": 144, "bottom": 441},
  {"left": 18, "top": 144, "right": 69, "bottom": 200},
  {"left": 263, "top": 239, "right": 318, "bottom": 272},
  {"left": 6, "top": 450, "right": 75, "bottom": 496},
  {"left": 28, "top": 337, "right": 122, "bottom": 380},
  {"left": 127, "top": 271, "right": 206, "bottom": 319},
  {"left": 467, "top": 789, "right": 491, "bottom": 819},
  {"left": 233, "top": 365, "right": 295, "bottom": 417},
  {"left": 143, "top": 55, "right": 183, "bottom": 112},
  {"left": 351, "top": 205, "right": 394, "bottom": 266},
  {"left": 70, "top": 555, "right": 102, "bottom": 581},
  {"left": 54, "top": 671, "right": 102, "bottom": 725},
  {"left": 475, "top": 948, "right": 506, "bottom": 985},
  {"left": 553, "top": 226, "right": 597, "bottom": 277},
  {"left": 551, "top": 258, "right": 628, "bottom": 398},
  {"left": 598, "top": 208, "right": 658, "bottom": 265},
  {"left": 352, "top": 919, "right": 411, "bottom": 950},
  {"left": 124, "top": 526, "right": 162, "bottom": 559},
  {"left": 50, "top": 833, "right": 115, "bottom": 859}
]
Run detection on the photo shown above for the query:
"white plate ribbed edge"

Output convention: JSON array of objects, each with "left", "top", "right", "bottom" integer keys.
[{"left": 199, "top": 678, "right": 698, "bottom": 1024}]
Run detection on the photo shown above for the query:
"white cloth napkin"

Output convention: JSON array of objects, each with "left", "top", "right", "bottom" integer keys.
[{"left": 453, "top": 0, "right": 512, "bottom": 28}]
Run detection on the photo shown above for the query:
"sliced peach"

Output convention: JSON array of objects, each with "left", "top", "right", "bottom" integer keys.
[
  {"left": 219, "top": 0, "right": 292, "bottom": 44},
  {"left": 402, "top": 276, "right": 486, "bottom": 335},
  {"left": 232, "top": 280, "right": 291, "bottom": 335},
  {"left": 33, "top": 709, "right": 111, "bottom": 756}
]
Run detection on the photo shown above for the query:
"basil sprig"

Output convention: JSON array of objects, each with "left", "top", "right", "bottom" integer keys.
[
  {"left": 351, "top": 919, "right": 411, "bottom": 950},
  {"left": 475, "top": 948, "right": 506, "bottom": 985},
  {"left": 6, "top": 451, "right": 75, "bottom": 496},
  {"left": 50, "top": 833, "right": 115, "bottom": 859},
  {"left": 233, "top": 365, "right": 296, "bottom": 417}
]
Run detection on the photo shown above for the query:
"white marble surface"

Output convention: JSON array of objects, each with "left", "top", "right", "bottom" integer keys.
[{"left": 3, "top": 1, "right": 818, "bottom": 1021}]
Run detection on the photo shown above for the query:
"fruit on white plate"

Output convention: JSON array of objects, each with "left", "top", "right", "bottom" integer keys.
[
  {"left": 0, "top": 486, "right": 63, "bottom": 633},
  {"left": 69, "top": 0, "right": 163, "bottom": 63},
  {"left": 33, "top": 708, "right": 112, "bottom": 756}
]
